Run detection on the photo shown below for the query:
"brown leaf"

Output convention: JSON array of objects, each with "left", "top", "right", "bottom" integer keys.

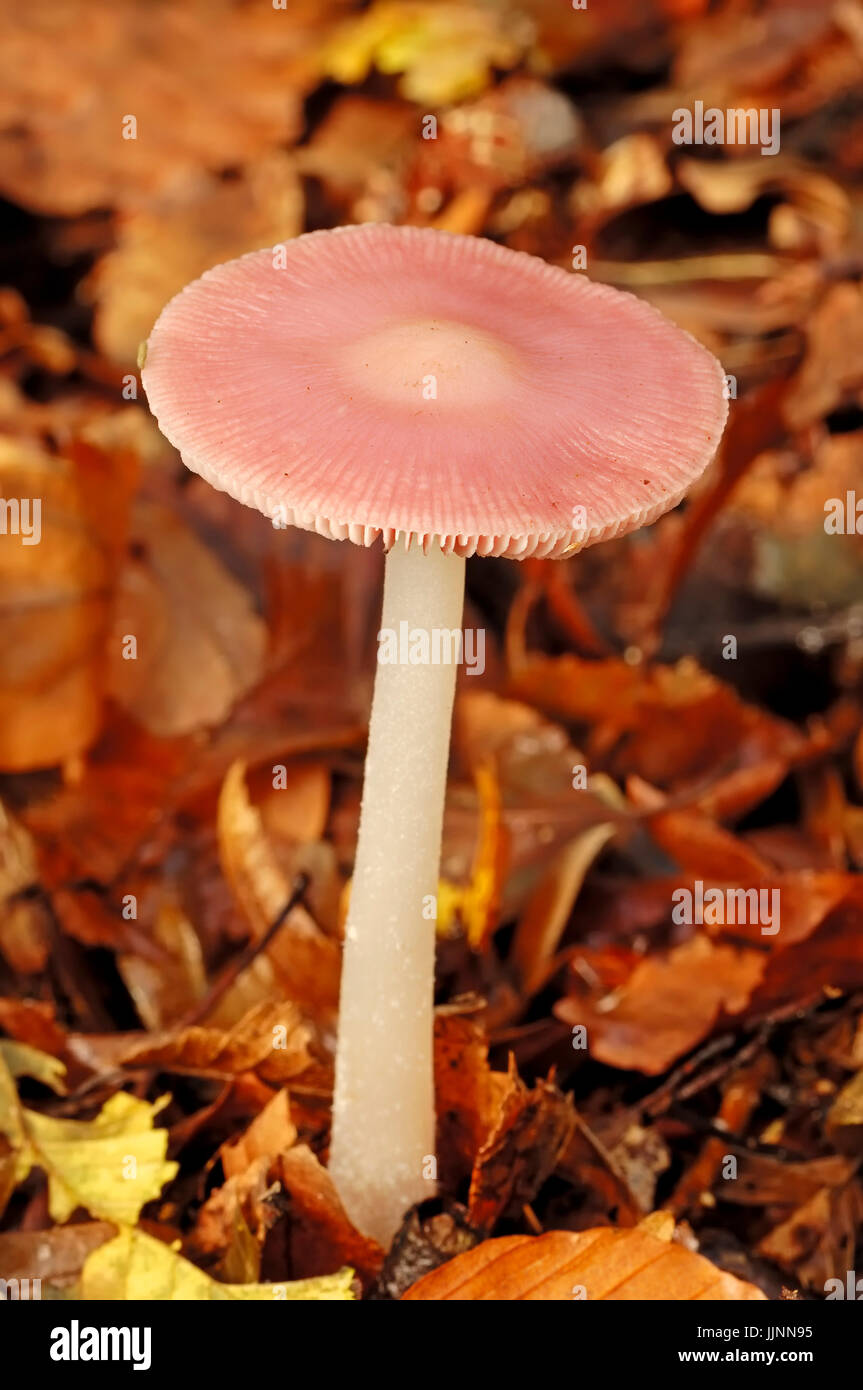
[
  {"left": 117, "top": 1000, "right": 314, "bottom": 1084},
  {"left": 107, "top": 500, "right": 267, "bottom": 738},
  {"left": 509, "top": 654, "right": 802, "bottom": 789},
  {"left": 402, "top": 1226, "right": 766, "bottom": 1300},
  {"left": 0, "top": 998, "right": 66, "bottom": 1055},
  {"left": 216, "top": 761, "right": 340, "bottom": 1028},
  {"left": 0, "top": 802, "right": 49, "bottom": 972},
  {"left": 0, "top": 1222, "right": 116, "bottom": 1286},
  {"left": 556, "top": 936, "right": 765, "bottom": 1075},
  {"left": 467, "top": 1060, "right": 575, "bottom": 1231},
  {"left": 756, "top": 1183, "right": 863, "bottom": 1292},
  {"left": 784, "top": 283, "right": 863, "bottom": 430},
  {"left": 19, "top": 714, "right": 191, "bottom": 886},
  {"left": 645, "top": 805, "right": 774, "bottom": 882},
  {"left": 0, "top": 437, "right": 135, "bottom": 770},
  {"left": 0, "top": 0, "right": 318, "bottom": 215},
  {"left": 373, "top": 1204, "right": 481, "bottom": 1300},
  {"left": 89, "top": 155, "right": 303, "bottom": 365},
  {"left": 279, "top": 1144, "right": 384, "bottom": 1283},
  {"left": 118, "top": 901, "right": 207, "bottom": 1031},
  {"left": 195, "top": 1089, "right": 297, "bottom": 1256},
  {"left": 721, "top": 1154, "right": 856, "bottom": 1208},
  {"left": 512, "top": 823, "right": 616, "bottom": 997},
  {"left": 257, "top": 765, "right": 331, "bottom": 847},
  {"left": 433, "top": 1014, "right": 503, "bottom": 1188}
]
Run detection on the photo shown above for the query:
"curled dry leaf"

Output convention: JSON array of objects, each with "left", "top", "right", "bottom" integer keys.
[
  {"left": 216, "top": 760, "right": 341, "bottom": 1028},
  {"left": 195, "top": 1089, "right": 297, "bottom": 1256},
  {"left": 434, "top": 1014, "right": 507, "bottom": 1187},
  {"left": 118, "top": 900, "right": 208, "bottom": 1032},
  {"left": 467, "top": 1059, "right": 575, "bottom": 1232},
  {"left": 433, "top": 1013, "right": 573, "bottom": 1226},
  {"left": 117, "top": 1000, "right": 314, "bottom": 1084},
  {"left": 373, "top": 1204, "right": 482, "bottom": 1300},
  {"left": 511, "top": 821, "right": 616, "bottom": 997},
  {"left": 403, "top": 1226, "right": 766, "bottom": 1300}
]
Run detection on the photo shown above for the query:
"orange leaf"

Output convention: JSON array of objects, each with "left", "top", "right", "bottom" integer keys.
[{"left": 403, "top": 1227, "right": 766, "bottom": 1301}]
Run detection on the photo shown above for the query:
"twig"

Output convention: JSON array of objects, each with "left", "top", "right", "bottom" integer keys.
[{"left": 180, "top": 872, "right": 311, "bottom": 1027}]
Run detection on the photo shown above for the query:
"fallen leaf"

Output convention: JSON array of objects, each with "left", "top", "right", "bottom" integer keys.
[
  {"left": 195, "top": 1089, "right": 297, "bottom": 1258},
  {"left": 279, "top": 1144, "right": 384, "bottom": 1283},
  {"left": 323, "top": 1, "right": 526, "bottom": 104},
  {"left": 108, "top": 500, "right": 267, "bottom": 737},
  {"left": 512, "top": 823, "right": 616, "bottom": 997},
  {"left": 467, "top": 1060, "right": 575, "bottom": 1231},
  {"left": 556, "top": 935, "right": 765, "bottom": 1075},
  {"left": 216, "top": 760, "right": 341, "bottom": 1027},
  {"left": 828, "top": 1069, "right": 863, "bottom": 1129},
  {"left": 373, "top": 1204, "right": 481, "bottom": 1300},
  {"left": 0, "top": 998, "right": 67, "bottom": 1056},
  {"left": 756, "top": 1183, "right": 863, "bottom": 1292},
  {"left": 434, "top": 1014, "right": 503, "bottom": 1187},
  {"left": 118, "top": 900, "right": 207, "bottom": 1031},
  {"left": 0, "top": 1222, "right": 115, "bottom": 1287},
  {"left": 0, "top": 437, "right": 134, "bottom": 770},
  {"left": 117, "top": 1000, "right": 314, "bottom": 1084},
  {"left": 77, "top": 1225, "right": 354, "bottom": 1300},
  {"left": 437, "top": 761, "right": 508, "bottom": 951},
  {"left": 0, "top": 1058, "right": 177, "bottom": 1224},
  {"left": 402, "top": 1226, "right": 766, "bottom": 1300},
  {"left": 0, "top": 0, "right": 315, "bottom": 215},
  {"left": 0, "top": 1040, "right": 67, "bottom": 1093},
  {"left": 784, "top": 282, "right": 863, "bottom": 431},
  {"left": 0, "top": 801, "right": 50, "bottom": 972},
  {"left": 89, "top": 154, "right": 303, "bottom": 365}
]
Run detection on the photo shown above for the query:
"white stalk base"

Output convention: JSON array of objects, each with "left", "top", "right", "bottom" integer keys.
[{"left": 329, "top": 540, "right": 466, "bottom": 1246}]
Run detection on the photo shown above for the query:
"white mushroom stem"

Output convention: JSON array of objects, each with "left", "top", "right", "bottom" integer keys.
[{"left": 330, "top": 538, "right": 466, "bottom": 1246}]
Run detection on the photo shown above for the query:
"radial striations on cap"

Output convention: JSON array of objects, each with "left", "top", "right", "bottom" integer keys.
[{"left": 142, "top": 224, "right": 728, "bottom": 560}]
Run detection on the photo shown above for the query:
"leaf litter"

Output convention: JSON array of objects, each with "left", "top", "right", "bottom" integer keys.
[{"left": 0, "top": 0, "right": 862, "bottom": 1302}]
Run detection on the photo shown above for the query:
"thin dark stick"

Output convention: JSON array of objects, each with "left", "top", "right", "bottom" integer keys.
[{"left": 181, "top": 872, "right": 311, "bottom": 1027}]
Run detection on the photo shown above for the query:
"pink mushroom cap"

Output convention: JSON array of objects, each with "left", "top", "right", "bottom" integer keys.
[{"left": 142, "top": 224, "right": 728, "bottom": 560}]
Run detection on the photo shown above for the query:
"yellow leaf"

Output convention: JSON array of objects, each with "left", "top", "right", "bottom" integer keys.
[
  {"left": 323, "top": 2, "right": 525, "bottom": 105},
  {"left": 77, "top": 1226, "right": 355, "bottom": 1301},
  {"left": 0, "top": 1057, "right": 177, "bottom": 1224},
  {"left": 437, "top": 761, "right": 507, "bottom": 951},
  {"left": 828, "top": 1069, "right": 863, "bottom": 1128},
  {"left": 0, "top": 1040, "right": 67, "bottom": 1094}
]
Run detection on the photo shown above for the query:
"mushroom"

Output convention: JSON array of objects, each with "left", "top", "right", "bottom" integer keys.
[{"left": 141, "top": 224, "right": 728, "bottom": 1245}]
